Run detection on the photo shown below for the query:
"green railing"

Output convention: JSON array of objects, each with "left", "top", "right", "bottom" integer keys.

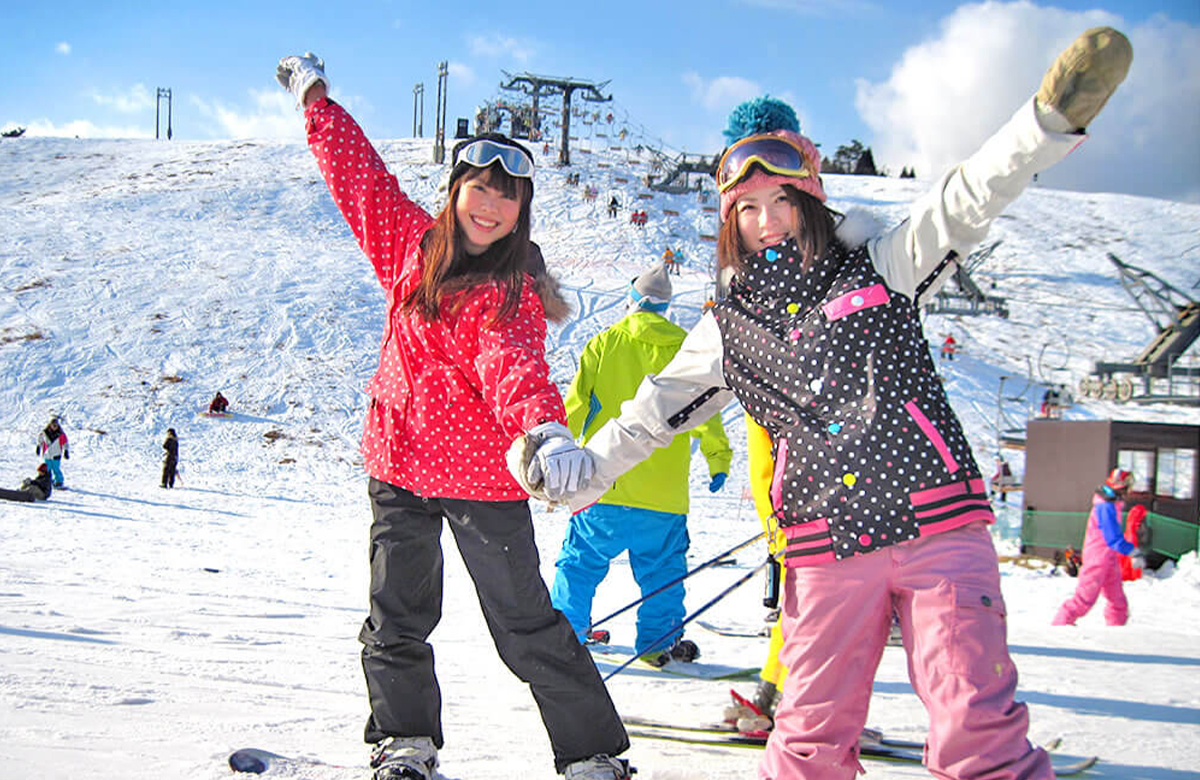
[{"left": 1020, "top": 508, "right": 1200, "bottom": 559}]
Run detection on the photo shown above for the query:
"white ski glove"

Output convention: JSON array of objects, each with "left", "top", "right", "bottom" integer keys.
[
  {"left": 1036, "top": 27, "right": 1132, "bottom": 132},
  {"left": 505, "top": 422, "right": 594, "bottom": 502},
  {"left": 276, "top": 52, "right": 329, "bottom": 110}
]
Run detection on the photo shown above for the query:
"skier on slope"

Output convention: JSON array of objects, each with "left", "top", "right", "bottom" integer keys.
[
  {"left": 276, "top": 53, "right": 631, "bottom": 780},
  {"left": 1052, "top": 468, "right": 1145, "bottom": 626},
  {"left": 161, "top": 429, "right": 179, "bottom": 489},
  {"left": 36, "top": 416, "right": 69, "bottom": 488},
  {"left": 551, "top": 263, "right": 732, "bottom": 666},
  {"left": 513, "top": 28, "right": 1133, "bottom": 780}
]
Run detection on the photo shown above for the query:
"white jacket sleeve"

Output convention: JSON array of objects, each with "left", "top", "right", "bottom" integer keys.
[
  {"left": 567, "top": 312, "right": 734, "bottom": 511},
  {"left": 870, "top": 97, "right": 1087, "bottom": 304}
]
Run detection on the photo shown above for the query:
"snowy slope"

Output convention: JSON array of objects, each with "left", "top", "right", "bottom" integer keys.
[{"left": 1, "top": 130, "right": 1198, "bottom": 780}]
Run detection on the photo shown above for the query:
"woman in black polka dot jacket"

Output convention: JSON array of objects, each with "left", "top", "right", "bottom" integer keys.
[
  {"left": 277, "top": 55, "right": 630, "bottom": 780},
  {"left": 539, "top": 29, "right": 1132, "bottom": 780}
]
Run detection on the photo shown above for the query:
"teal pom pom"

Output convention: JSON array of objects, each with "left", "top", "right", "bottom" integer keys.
[{"left": 723, "top": 97, "right": 800, "bottom": 144}]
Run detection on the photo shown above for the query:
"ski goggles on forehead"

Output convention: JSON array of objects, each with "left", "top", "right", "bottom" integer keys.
[
  {"left": 454, "top": 138, "right": 534, "bottom": 179},
  {"left": 716, "top": 135, "right": 814, "bottom": 193}
]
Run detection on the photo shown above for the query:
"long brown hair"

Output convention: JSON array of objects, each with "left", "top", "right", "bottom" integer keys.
[
  {"left": 403, "top": 164, "right": 533, "bottom": 325},
  {"left": 716, "top": 183, "right": 837, "bottom": 277}
]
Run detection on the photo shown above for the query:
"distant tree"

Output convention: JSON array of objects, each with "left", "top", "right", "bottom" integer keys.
[
  {"left": 821, "top": 156, "right": 837, "bottom": 174},
  {"left": 900, "top": 166, "right": 916, "bottom": 179},
  {"left": 853, "top": 148, "right": 878, "bottom": 176},
  {"left": 2, "top": 126, "right": 26, "bottom": 139},
  {"left": 833, "top": 140, "right": 866, "bottom": 174}
]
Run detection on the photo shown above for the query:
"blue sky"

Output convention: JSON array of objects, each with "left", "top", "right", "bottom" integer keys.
[{"left": 3, "top": 1, "right": 1198, "bottom": 201}]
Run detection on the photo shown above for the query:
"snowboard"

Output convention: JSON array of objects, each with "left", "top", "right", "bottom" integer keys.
[
  {"left": 199, "top": 410, "right": 234, "bottom": 419},
  {"left": 589, "top": 645, "right": 759, "bottom": 680},
  {"left": 228, "top": 748, "right": 355, "bottom": 777},
  {"left": 0, "top": 487, "right": 35, "bottom": 503},
  {"left": 622, "top": 722, "right": 1094, "bottom": 776},
  {"left": 695, "top": 619, "right": 770, "bottom": 638}
]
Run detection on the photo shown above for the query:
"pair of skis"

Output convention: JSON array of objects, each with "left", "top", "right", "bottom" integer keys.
[{"left": 621, "top": 717, "right": 1098, "bottom": 777}]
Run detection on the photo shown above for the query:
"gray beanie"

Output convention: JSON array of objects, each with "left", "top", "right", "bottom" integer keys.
[{"left": 629, "top": 263, "right": 672, "bottom": 312}]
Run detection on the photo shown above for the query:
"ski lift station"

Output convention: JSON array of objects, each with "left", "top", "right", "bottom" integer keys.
[{"left": 1019, "top": 419, "right": 1199, "bottom": 568}]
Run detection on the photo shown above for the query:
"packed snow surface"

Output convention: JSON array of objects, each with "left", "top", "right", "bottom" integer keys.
[{"left": 1, "top": 131, "right": 1198, "bottom": 779}]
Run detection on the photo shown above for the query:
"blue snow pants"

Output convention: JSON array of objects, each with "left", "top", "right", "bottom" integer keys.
[
  {"left": 551, "top": 503, "right": 689, "bottom": 655},
  {"left": 44, "top": 457, "right": 63, "bottom": 487}
]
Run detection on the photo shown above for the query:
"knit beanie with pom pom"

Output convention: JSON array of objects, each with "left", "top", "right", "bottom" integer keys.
[{"left": 718, "top": 96, "right": 826, "bottom": 221}]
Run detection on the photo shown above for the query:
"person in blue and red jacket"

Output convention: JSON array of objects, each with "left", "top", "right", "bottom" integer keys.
[
  {"left": 1053, "top": 468, "right": 1143, "bottom": 626},
  {"left": 519, "top": 28, "right": 1133, "bottom": 780},
  {"left": 276, "top": 53, "right": 629, "bottom": 780}
]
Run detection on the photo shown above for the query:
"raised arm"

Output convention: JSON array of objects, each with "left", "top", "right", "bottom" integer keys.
[
  {"left": 277, "top": 53, "right": 433, "bottom": 289},
  {"left": 869, "top": 28, "right": 1132, "bottom": 304}
]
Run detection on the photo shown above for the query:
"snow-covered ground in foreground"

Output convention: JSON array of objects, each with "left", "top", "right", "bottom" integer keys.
[{"left": 1, "top": 128, "right": 1198, "bottom": 779}]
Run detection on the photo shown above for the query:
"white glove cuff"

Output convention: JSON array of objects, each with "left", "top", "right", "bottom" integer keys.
[{"left": 528, "top": 421, "right": 574, "bottom": 442}]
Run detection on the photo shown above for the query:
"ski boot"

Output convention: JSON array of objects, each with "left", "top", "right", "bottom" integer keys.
[
  {"left": 585, "top": 629, "right": 611, "bottom": 645},
  {"left": 370, "top": 736, "right": 438, "bottom": 780},
  {"left": 639, "top": 638, "right": 700, "bottom": 668}
]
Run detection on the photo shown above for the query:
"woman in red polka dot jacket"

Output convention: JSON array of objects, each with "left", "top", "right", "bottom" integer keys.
[
  {"left": 525, "top": 29, "right": 1132, "bottom": 780},
  {"left": 277, "top": 54, "right": 630, "bottom": 780}
]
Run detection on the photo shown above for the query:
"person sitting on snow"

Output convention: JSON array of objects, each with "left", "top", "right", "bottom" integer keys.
[
  {"left": 208, "top": 392, "right": 230, "bottom": 414},
  {"left": 19, "top": 463, "right": 54, "bottom": 501}
]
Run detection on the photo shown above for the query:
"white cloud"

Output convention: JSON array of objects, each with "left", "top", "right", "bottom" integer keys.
[
  {"left": 682, "top": 72, "right": 761, "bottom": 113},
  {"left": 20, "top": 118, "right": 152, "bottom": 140},
  {"left": 855, "top": 3, "right": 1200, "bottom": 203},
  {"left": 448, "top": 61, "right": 476, "bottom": 87},
  {"left": 89, "top": 84, "right": 155, "bottom": 114},
  {"left": 467, "top": 33, "right": 535, "bottom": 64},
  {"left": 190, "top": 89, "right": 304, "bottom": 140},
  {"left": 56, "top": 42, "right": 71, "bottom": 55}
]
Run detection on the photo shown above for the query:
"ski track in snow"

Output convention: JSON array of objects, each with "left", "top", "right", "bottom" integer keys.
[{"left": 1, "top": 133, "right": 1198, "bottom": 779}]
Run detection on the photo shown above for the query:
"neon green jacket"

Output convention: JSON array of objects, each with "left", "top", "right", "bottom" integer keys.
[{"left": 565, "top": 309, "right": 732, "bottom": 514}]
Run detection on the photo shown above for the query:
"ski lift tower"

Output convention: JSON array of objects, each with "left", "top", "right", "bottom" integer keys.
[
  {"left": 924, "top": 240, "right": 1009, "bottom": 318},
  {"left": 1083, "top": 253, "right": 1200, "bottom": 404},
  {"left": 500, "top": 71, "right": 611, "bottom": 166}
]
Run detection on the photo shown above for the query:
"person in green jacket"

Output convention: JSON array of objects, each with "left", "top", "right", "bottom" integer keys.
[{"left": 551, "top": 263, "right": 732, "bottom": 665}]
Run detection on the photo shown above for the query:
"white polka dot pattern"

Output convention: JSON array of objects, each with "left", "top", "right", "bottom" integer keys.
[
  {"left": 712, "top": 237, "right": 993, "bottom": 565},
  {"left": 306, "top": 98, "right": 566, "bottom": 500}
]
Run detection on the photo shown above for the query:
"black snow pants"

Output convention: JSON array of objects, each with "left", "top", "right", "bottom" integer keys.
[
  {"left": 361, "top": 478, "right": 629, "bottom": 772},
  {"left": 161, "top": 457, "right": 177, "bottom": 488}
]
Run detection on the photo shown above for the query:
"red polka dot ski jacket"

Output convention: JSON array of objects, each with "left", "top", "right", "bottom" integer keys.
[{"left": 305, "top": 98, "right": 566, "bottom": 501}]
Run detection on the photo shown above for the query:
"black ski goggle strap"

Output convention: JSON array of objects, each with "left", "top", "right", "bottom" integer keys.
[{"left": 454, "top": 138, "right": 534, "bottom": 179}]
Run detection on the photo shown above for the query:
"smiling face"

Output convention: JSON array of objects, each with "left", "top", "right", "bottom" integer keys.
[
  {"left": 734, "top": 184, "right": 799, "bottom": 254},
  {"left": 454, "top": 168, "right": 523, "bottom": 255}
]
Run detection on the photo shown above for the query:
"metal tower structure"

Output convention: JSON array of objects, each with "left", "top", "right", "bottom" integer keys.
[{"left": 499, "top": 71, "right": 611, "bottom": 166}]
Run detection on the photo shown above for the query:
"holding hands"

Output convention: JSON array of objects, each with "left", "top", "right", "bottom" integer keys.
[
  {"left": 276, "top": 52, "right": 329, "bottom": 109},
  {"left": 507, "top": 422, "right": 596, "bottom": 503}
]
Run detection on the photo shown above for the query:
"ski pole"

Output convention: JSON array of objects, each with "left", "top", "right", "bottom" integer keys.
[
  {"left": 589, "top": 529, "right": 764, "bottom": 632},
  {"left": 601, "top": 559, "right": 768, "bottom": 682}
]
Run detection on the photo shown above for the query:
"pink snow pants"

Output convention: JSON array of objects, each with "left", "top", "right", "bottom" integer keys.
[
  {"left": 759, "top": 521, "right": 1052, "bottom": 780},
  {"left": 1052, "top": 557, "right": 1128, "bottom": 626}
]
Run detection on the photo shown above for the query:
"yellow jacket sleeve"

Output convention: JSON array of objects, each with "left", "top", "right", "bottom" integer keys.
[{"left": 746, "top": 415, "right": 785, "bottom": 555}]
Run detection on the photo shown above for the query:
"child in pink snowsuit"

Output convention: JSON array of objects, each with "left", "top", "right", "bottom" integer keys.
[
  {"left": 1053, "top": 469, "right": 1141, "bottom": 626},
  {"left": 519, "top": 28, "right": 1134, "bottom": 780}
]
